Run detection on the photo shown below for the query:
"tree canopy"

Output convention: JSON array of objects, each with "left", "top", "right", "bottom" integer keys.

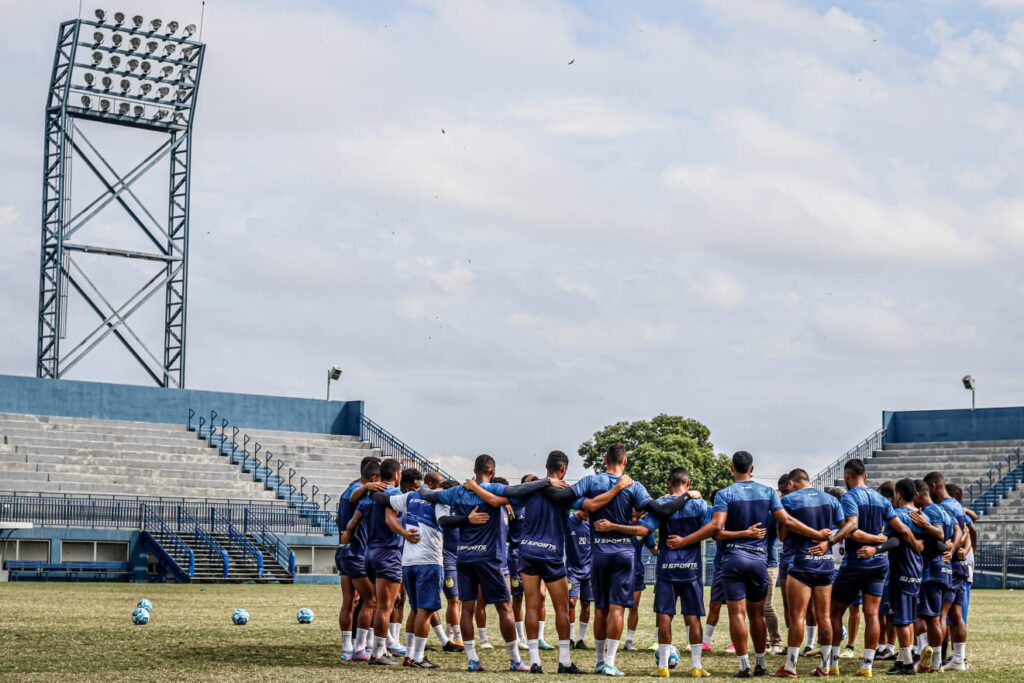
[{"left": 577, "top": 413, "right": 732, "bottom": 499}]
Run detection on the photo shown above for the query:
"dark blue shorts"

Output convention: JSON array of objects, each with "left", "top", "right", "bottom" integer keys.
[
  {"left": 443, "top": 568, "right": 459, "bottom": 599},
  {"left": 710, "top": 567, "right": 726, "bottom": 604},
  {"left": 335, "top": 545, "right": 348, "bottom": 576},
  {"left": 945, "top": 574, "right": 966, "bottom": 607},
  {"left": 633, "top": 558, "right": 647, "bottom": 592},
  {"left": 366, "top": 547, "right": 403, "bottom": 583},
  {"left": 567, "top": 571, "right": 593, "bottom": 602},
  {"left": 404, "top": 564, "right": 443, "bottom": 613},
  {"left": 342, "top": 547, "right": 367, "bottom": 579},
  {"left": 787, "top": 569, "right": 835, "bottom": 589},
  {"left": 833, "top": 565, "right": 887, "bottom": 605},
  {"left": 459, "top": 560, "right": 510, "bottom": 605},
  {"left": 721, "top": 552, "right": 769, "bottom": 602},
  {"left": 519, "top": 554, "right": 566, "bottom": 583},
  {"left": 653, "top": 576, "right": 705, "bottom": 617},
  {"left": 593, "top": 552, "right": 634, "bottom": 609},
  {"left": 888, "top": 587, "right": 918, "bottom": 626},
  {"left": 918, "top": 581, "right": 945, "bottom": 618}
]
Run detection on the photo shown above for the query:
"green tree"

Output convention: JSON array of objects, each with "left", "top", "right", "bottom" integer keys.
[{"left": 577, "top": 413, "right": 732, "bottom": 499}]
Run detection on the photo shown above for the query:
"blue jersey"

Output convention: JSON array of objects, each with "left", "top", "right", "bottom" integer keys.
[
  {"left": 565, "top": 512, "right": 592, "bottom": 575},
  {"left": 841, "top": 486, "right": 897, "bottom": 572},
  {"left": 939, "top": 497, "right": 971, "bottom": 578},
  {"left": 782, "top": 487, "right": 843, "bottom": 576},
  {"left": 766, "top": 518, "right": 780, "bottom": 569},
  {"left": 714, "top": 480, "right": 783, "bottom": 559},
  {"left": 338, "top": 481, "right": 368, "bottom": 552},
  {"left": 889, "top": 507, "right": 926, "bottom": 594},
  {"left": 508, "top": 500, "right": 525, "bottom": 555},
  {"left": 921, "top": 503, "right": 954, "bottom": 586},
  {"left": 515, "top": 488, "right": 575, "bottom": 561},
  {"left": 357, "top": 484, "right": 403, "bottom": 550},
  {"left": 433, "top": 482, "right": 509, "bottom": 563},
  {"left": 642, "top": 494, "right": 709, "bottom": 582},
  {"left": 572, "top": 473, "right": 653, "bottom": 556}
]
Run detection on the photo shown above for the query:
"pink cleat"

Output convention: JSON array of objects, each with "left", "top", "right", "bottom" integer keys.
[
  {"left": 725, "top": 643, "right": 736, "bottom": 654},
  {"left": 702, "top": 642, "right": 713, "bottom": 653}
]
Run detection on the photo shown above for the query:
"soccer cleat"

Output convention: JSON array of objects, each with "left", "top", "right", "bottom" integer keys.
[
  {"left": 884, "top": 663, "right": 915, "bottom": 676},
  {"left": 558, "top": 662, "right": 586, "bottom": 674},
  {"left": 352, "top": 649, "right": 370, "bottom": 662},
  {"left": 388, "top": 645, "right": 407, "bottom": 657},
  {"left": 916, "top": 646, "right": 933, "bottom": 674},
  {"left": 939, "top": 659, "right": 966, "bottom": 672},
  {"left": 726, "top": 643, "right": 737, "bottom": 654},
  {"left": 467, "top": 659, "right": 486, "bottom": 672},
  {"left": 575, "top": 640, "right": 590, "bottom": 650},
  {"left": 810, "top": 666, "right": 829, "bottom": 677},
  {"left": 651, "top": 667, "right": 670, "bottom": 678},
  {"left": 770, "top": 645, "right": 786, "bottom": 655},
  {"left": 339, "top": 651, "right": 354, "bottom": 662},
  {"left": 702, "top": 642, "right": 714, "bottom": 653},
  {"left": 510, "top": 660, "right": 530, "bottom": 672},
  {"left": 650, "top": 641, "right": 661, "bottom": 652},
  {"left": 594, "top": 663, "right": 608, "bottom": 675},
  {"left": 443, "top": 641, "right": 465, "bottom": 653},
  {"left": 530, "top": 663, "right": 544, "bottom": 674},
  {"left": 841, "top": 646, "right": 856, "bottom": 659},
  {"left": 602, "top": 664, "right": 625, "bottom": 677},
  {"left": 771, "top": 667, "right": 797, "bottom": 678},
  {"left": 855, "top": 668, "right": 873, "bottom": 678},
  {"left": 691, "top": 668, "right": 712, "bottom": 678},
  {"left": 754, "top": 664, "right": 768, "bottom": 677},
  {"left": 539, "top": 640, "right": 556, "bottom": 651},
  {"left": 519, "top": 640, "right": 530, "bottom": 651},
  {"left": 368, "top": 655, "right": 396, "bottom": 666},
  {"left": 417, "top": 658, "right": 440, "bottom": 669},
  {"left": 735, "top": 670, "right": 753, "bottom": 679},
  {"left": 625, "top": 640, "right": 638, "bottom": 652},
  {"left": 479, "top": 640, "right": 494, "bottom": 650},
  {"left": 403, "top": 657, "right": 420, "bottom": 668},
  {"left": 829, "top": 665, "right": 840, "bottom": 676}
]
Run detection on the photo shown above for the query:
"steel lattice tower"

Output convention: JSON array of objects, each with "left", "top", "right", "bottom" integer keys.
[{"left": 37, "top": 10, "right": 205, "bottom": 388}]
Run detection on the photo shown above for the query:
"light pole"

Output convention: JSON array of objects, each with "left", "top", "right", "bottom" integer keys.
[
  {"left": 962, "top": 374, "right": 976, "bottom": 411},
  {"left": 326, "top": 365, "right": 342, "bottom": 401}
]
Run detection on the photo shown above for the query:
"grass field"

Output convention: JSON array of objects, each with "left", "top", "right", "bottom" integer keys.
[{"left": 1, "top": 583, "right": 1022, "bottom": 681}]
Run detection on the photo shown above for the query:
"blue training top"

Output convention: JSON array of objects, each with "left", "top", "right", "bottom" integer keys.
[
  {"left": 921, "top": 502, "right": 954, "bottom": 587},
  {"left": 714, "top": 480, "right": 783, "bottom": 558},
  {"left": 571, "top": 473, "right": 653, "bottom": 556},
  {"left": 433, "top": 482, "right": 510, "bottom": 563},
  {"left": 565, "top": 512, "right": 592, "bottom": 575},
  {"left": 642, "top": 494, "right": 710, "bottom": 582},
  {"left": 357, "top": 484, "right": 403, "bottom": 550},
  {"left": 514, "top": 486, "right": 577, "bottom": 561},
  {"left": 841, "top": 486, "right": 897, "bottom": 572},
  {"left": 938, "top": 497, "right": 972, "bottom": 579},
  {"left": 781, "top": 487, "right": 843, "bottom": 577},
  {"left": 889, "top": 507, "right": 926, "bottom": 594},
  {"left": 338, "top": 481, "right": 368, "bottom": 553}
]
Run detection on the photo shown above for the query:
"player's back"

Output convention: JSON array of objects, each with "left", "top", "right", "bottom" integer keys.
[
  {"left": 889, "top": 507, "right": 926, "bottom": 592},
  {"left": 435, "top": 482, "right": 508, "bottom": 563},
  {"left": 781, "top": 487, "right": 842, "bottom": 576},
  {"left": 716, "top": 480, "right": 781, "bottom": 557},
  {"left": 653, "top": 494, "right": 708, "bottom": 578},
  {"left": 566, "top": 512, "right": 592, "bottom": 574},
  {"left": 337, "top": 480, "right": 362, "bottom": 542},
  {"left": 572, "top": 473, "right": 651, "bottom": 554},
  {"left": 360, "top": 484, "right": 403, "bottom": 549},
  {"left": 841, "top": 486, "right": 894, "bottom": 571},
  {"left": 518, "top": 488, "right": 571, "bottom": 559}
]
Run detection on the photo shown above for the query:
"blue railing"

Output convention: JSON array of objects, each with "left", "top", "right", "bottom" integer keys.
[
  {"left": 360, "top": 415, "right": 452, "bottom": 480},
  {"left": 177, "top": 508, "right": 229, "bottom": 578},
  {"left": 140, "top": 504, "right": 195, "bottom": 580},
  {"left": 0, "top": 492, "right": 336, "bottom": 536},
  {"left": 249, "top": 523, "right": 297, "bottom": 577},
  {"left": 967, "top": 447, "right": 1024, "bottom": 516},
  {"left": 210, "top": 510, "right": 263, "bottom": 578},
  {"left": 812, "top": 427, "right": 885, "bottom": 490}
]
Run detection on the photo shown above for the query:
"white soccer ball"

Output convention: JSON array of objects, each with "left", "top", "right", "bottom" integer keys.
[
  {"left": 296, "top": 607, "right": 315, "bottom": 624},
  {"left": 231, "top": 608, "right": 250, "bottom": 626},
  {"left": 132, "top": 607, "right": 150, "bottom": 625},
  {"left": 654, "top": 645, "right": 680, "bottom": 669},
  {"left": 137, "top": 598, "right": 153, "bottom": 612}
]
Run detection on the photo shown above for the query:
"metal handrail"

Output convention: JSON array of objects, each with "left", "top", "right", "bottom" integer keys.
[
  {"left": 966, "top": 446, "right": 1024, "bottom": 514},
  {"left": 140, "top": 503, "right": 195, "bottom": 578},
  {"left": 178, "top": 508, "right": 229, "bottom": 577},
  {"left": 811, "top": 427, "right": 885, "bottom": 490},
  {"left": 360, "top": 415, "right": 452, "bottom": 479},
  {"left": 210, "top": 509, "right": 263, "bottom": 578},
  {"left": 249, "top": 522, "right": 296, "bottom": 576}
]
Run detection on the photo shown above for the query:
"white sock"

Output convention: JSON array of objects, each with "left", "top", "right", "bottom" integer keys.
[
  {"left": 528, "top": 639, "right": 540, "bottom": 666},
  {"left": 516, "top": 621, "right": 527, "bottom": 642},
  {"left": 755, "top": 651, "right": 766, "bottom": 669},
  {"left": 916, "top": 633, "right": 928, "bottom": 654},
  {"left": 820, "top": 645, "right": 832, "bottom": 669},
  {"left": 861, "top": 648, "right": 875, "bottom": 670},
  {"left": 691, "top": 644, "right": 703, "bottom": 670},
  {"left": 785, "top": 646, "right": 800, "bottom": 672},
  {"left": 931, "top": 648, "right": 942, "bottom": 669},
  {"left": 413, "top": 635, "right": 427, "bottom": 662},
  {"left": 606, "top": 639, "right": 620, "bottom": 667},
  {"left": 406, "top": 631, "right": 414, "bottom": 652},
  {"left": 703, "top": 623, "right": 716, "bottom": 646},
  {"left": 478, "top": 627, "right": 488, "bottom": 643},
  {"left": 952, "top": 642, "right": 966, "bottom": 663},
  {"left": 355, "top": 627, "right": 369, "bottom": 651},
  {"left": 342, "top": 631, "right": 353, "bottom": 652},
  {"left": 373, "top": 635, "right": 386, "bottom": 658},
  {"left": 449, "top": 623, "right": 462, "bottom": 641},
  {"left": 433, "top": 623, "right": 450, "bottom": 645},
  {"left": 538, "top": 620, "right": 546, "bottom": 640},
  {"left": 657, "top": 644, "right": 670, "bottom": 669},
  {"left": 388, "top": 622, "right": 401, "bottom": 646},
  {"left": 464, "top": 640, "right": 478, "bottom": 663},
  {"left": 570, "top": 622, "right": 578, "bottom": 642},
  {"left": 899, "top": 647, "right": 913, "bottom": 665},
  {"left": 506, "top": 640, "right": 522, "bottom": 663},
  {"left": 559, "top": 639, "right": 572, "bottom": 666},
  {"left": 625, "top": 629, "right": 636, "bottom": 644},
  {"left": 737, "top": 653, "right": 750, "bottom": 672},
  {"left": 595, "top": 639, "right": 606, "bottom": 666},
  {"left": 579, "top": 622, "right": 589, "bottom": 642},
  {"left": 805, "top": 626, "right": 818, "bottom": 649}
]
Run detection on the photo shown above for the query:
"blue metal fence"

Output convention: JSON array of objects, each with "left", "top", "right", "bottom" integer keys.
[{"left": 811, "top": 428, "right": 885, "bottom": 490}]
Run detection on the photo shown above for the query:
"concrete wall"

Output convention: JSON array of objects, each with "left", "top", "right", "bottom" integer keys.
[
  {"left": 884, "top": 406, "right": 1024, "bottom": 444},
  {"left": 0, "top": 374, "right": 363, "bottom": 436}
]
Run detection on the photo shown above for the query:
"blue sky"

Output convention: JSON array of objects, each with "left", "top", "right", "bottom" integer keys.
[{"left": 3, "top": 0, "right": 1024, "bottom": 483}]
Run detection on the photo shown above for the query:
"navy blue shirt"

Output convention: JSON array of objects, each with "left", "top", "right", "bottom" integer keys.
[
  {"left": 571, "top": 473, "right": 653, "bottom": 556},
  {"left": 781, "top": 487, "right": 843, "bottom": 577},
  {"left": 514, "top": 487, "right": 576, "bottom": 561},
  {"left": 889, "top": 507, "right": 926, "bottom": 594},
  {"left": 338, "top": 481, "right": 367, "bottom": 553},
  {"left": 939, "top": 497, "right": 972, "bottom": 578},
  {"left": 841, "top": 486, "right": 897, "bottom": 572},
  {"left": 714, "top": 480, "right": 783, "bottom": 559},
  {"left": 433, "top": 482, "right": 510, "bottom": 563},
  {"left": 921, "top": 502, "right": 953, "bottom": 587},
  {"left": 766, "top": 518, "right": 780, "bottom": 569},
  {"left": 642, "top": 494, "right": 710, "bottom": 582},
  {"left": 358, "top": 484, "right": 403, "bottom": 550},
  {"left": 565, "top": 512, "right": 592, "bottom": 576}
]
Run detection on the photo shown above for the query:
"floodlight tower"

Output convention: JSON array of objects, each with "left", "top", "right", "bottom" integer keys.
[{"left": 36, "top": 9, "right": 205, "bottom": 387}]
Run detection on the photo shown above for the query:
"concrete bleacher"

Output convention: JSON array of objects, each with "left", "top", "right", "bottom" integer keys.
[
  {"left": 0, "top": 413, "right": 283, "bottom": 501},
  {"left": 866, "top": 439, "right": 1023, "bottom": 486}
]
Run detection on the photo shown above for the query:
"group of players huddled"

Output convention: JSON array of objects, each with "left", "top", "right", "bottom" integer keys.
[{"left": 335, "top": 444, "right": 976, "bottom": 677}]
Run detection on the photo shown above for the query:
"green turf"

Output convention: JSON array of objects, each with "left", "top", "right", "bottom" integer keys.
[{"left": 0, "top": 583, "right": 1021, "bottom": 681}]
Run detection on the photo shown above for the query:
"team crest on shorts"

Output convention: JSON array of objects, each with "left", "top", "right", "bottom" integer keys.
[
  {"left": 568, "top": 580, "right": 574, "bottom": 591},
  {"left": 444, "top": 577, "right": 455, "bottom": 588},
  {"left": 511, "top": 578, "right": 521, "bottom": 588}
]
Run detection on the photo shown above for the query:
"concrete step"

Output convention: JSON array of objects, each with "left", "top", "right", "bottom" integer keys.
[
  {"left": 0, "top": 451, "right": 263, "bottom": 474},
  {"left": 0, "top": 423, "right": 198, "bottom": 442},
  {"left": 5, "top": 433, "right": 210, "bottom": 450},
  {"left": 0, "top": 413, "right": 192, "bottom": 434},
  {"left": 1, "top": 481, "right": 281, "bottom": 500},
  {"left": 870, "top": 452, "right": 1014, "bottom": 463},
  {"left": 0, "top": 468, "right": 267, "bottom": 490},
  {"left": 882, "top": 440, "right": 1024, "bottom": 451},
  {"left": 236, "top": 426, "right": 365, "bottom": 444},
  {"left": 6, "top": 444, "right": 228, "bottom": 460}
]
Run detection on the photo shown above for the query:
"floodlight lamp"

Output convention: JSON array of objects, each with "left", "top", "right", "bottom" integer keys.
[
  {"left": 118, "top": 102, "right": 130, "bottom": 115},
  {"left": 160, "top": 65, "right": 174, "bottom": 78},
  {"left": 164, "top": 44, "right": 176, "bottom": 57},
  {"left": 119, "top": 78, "right": 130, "bottom": 92},
  {"left": 140, "top": 61, "right": 151, "bottom": 73},
  {"left": 140, "top": 82, "right": 151, "bottom": 95},
  {"left": 93, "top": 31, "right": 104, "bottom": 44},
  {"left": 127, "top": 58, "right": 139, "bottom": 72},
  {"left": 109, "top": 55, "right": 121, "bottom": 69},
  {"left": 99, "top": 98, "right": 111, "bottom": 112},
  {"left": 132, "top": 15, "right": 144, "bottom": 28},
  {"left": 101, "top": 75, "right": 112, "bottom": 90},
  {"left": 173, "top": 112, "right": 185, "bottom": 124},
  {"left": 962, "top": 375, "right": 976, "bottom": 391},
  {"left": 157, "top": 86, "right": 170, "bottom": 98},
  {"left": 81, "top": 95, "right": 92, "bottom": 108},
  {"left": 176, "top": 88, "right": 187, "bottom": 101},
  {"left": 113, "top": 12, "right": 125, "bottom": 25},
  {"left": 167, "top": 21, "right": 179, "bottom": 35},
  {"left": 111, "top": 33, "right": 122, "bottom": 47},
  {"left": 183, "top": 23, "right": 196, "bottom": 37},
  {"left": 146, "top": 40, "right": 158, "bottom": 53},
  {"left": 178, "top": 67, "right": 191, "bottom": 81},
  {"left": 91, "top": 50, "right": 103, "bottom": 65},
  {"left": 95, "top": 9, "right": 106, "bottom": 22},
  {"left": 84, "top": 72, "right": 95, "bottom": 86},
  {"left": 129, "top": 36, "right": 141, "bottom": 50},
  {"left": 133, "top": 104, "right": 144, "bottom": 117},
  {"left": 154, "top": 109, "right": 168, "bottom": 120},
  {"left": 150, "top": 18, "right": 162, "bottom": 32},
  {"left": 329, "top": 366, "right": 343, "bottom": 381}
]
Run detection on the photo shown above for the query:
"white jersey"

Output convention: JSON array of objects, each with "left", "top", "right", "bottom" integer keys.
[
  {"left": 389, "top": 491, "right": 448, "bottom": 567},
  {"left": 965, "top": 547, "right": 975, "bottom": 584}
]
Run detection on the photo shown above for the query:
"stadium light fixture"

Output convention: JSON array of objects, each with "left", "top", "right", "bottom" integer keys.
[
  {"left": 127, "top": 58, "right": 139, "bottom": 72},
  {"left": 101, "top": 75, "right": 112, "bottom": 90},
  {"left": 160, "top": 65, "right": 174, "bottom": 79},
  {"left": 95, "top": 9, "right": 106, "bottom": 22},
  {"left": 132, "top": 15, "right": 144, "bottom": 29},
  {"left": 163, "top": 43, "right": 176, "bottom": 57},
  {"left": 119, "top": 78, "right": 130, "bottom": 93},
  {"left": 146, "top": 40, "right": 158, "bottom": 54},
  {"left": 150, "top": 18, "right": 162, "bottom": 32},
  {"left": 157, "top": 86, "right": 170, "bottom": 98},
  {"left": 962, "top": 375, "right": 976, "bottom": 411},
  {"left": 117, "top": 102, "right": 130, "bottom": 115},
  {"left": 327, "top": 365, "right": 343, "bottom": 401},
  {"left": 140, "top": 61, "right": 151, "bottom": 74},
  {"left": 184, "top": 23, "right": 196, "bottom": 38},
  {"left": 84, "top": 72, "right": 95, "bottom": 86},
  {"left": 111, "top": 33, "right": 122, "bottom": 48},
  {"left": 91, "top": 50, "right": 103, "bottom": 66},
  {"left": 99, "top": 98, "right": 111, "bottom": 112},
  {"left": 113, "top": 11, "right": 125, "bottom": 25},
  {"left": 81, "top": 94, "right": 92, "bottom": 108},
  {"left": 92, "top": 31, "right": 104, "bottom": 45},
  {"left": 167, "top": 21, "right": 179, "bottom": 35},
  {"left": 109, "top": 55, "right": 121, "bottom": 69},
  {"left": 133, "top": 104, "right": 144, "bottom": 117},
  {"left": 139, "top": 82, "right": 151, "bottom": 96},
  {"left": 129, "top": 36, "right": 141, "bottom": 51}
]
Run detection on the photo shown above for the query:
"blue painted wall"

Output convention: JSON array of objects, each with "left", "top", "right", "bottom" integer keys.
[
  {"left": 0, "top": 374, "right": 363, "bottom": 436},
  {"left": 884, "top": 407, "right": 1024, "bottom": 444}
]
